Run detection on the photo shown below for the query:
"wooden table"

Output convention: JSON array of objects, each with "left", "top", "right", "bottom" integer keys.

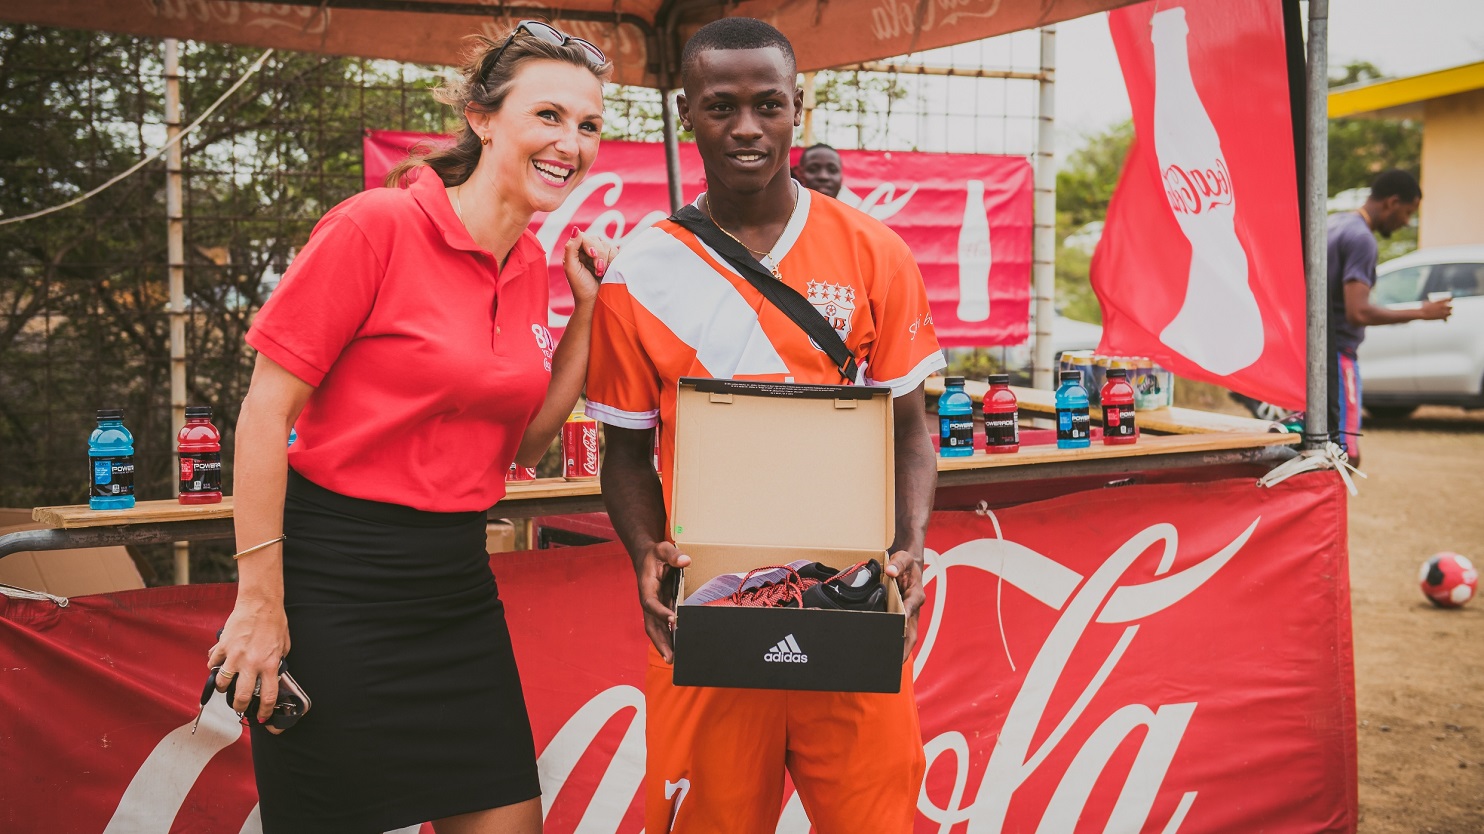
[{"left": 2, "top": 391, "right": 1297, "bottom": 561}]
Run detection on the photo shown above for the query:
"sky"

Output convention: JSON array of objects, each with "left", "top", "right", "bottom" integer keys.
[{"left": 1053, "top": 0, "right": 1484, "bottom": 153}]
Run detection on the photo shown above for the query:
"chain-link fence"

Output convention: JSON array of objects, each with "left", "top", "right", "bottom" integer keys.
[
  {"left": 806, "top": 33, "right": 1049, "bottom": 379},
  {"left": 809, "top": 30, "right": 1045, "bottom": 157},
  {"left": 0, "top": 24, "right": 1046, "bottom": 583},
  {"left": 0, "top": 27, "right": 449, "bottom": 580}
]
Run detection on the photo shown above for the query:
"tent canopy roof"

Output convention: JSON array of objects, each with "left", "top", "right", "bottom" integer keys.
[
  {"left": 1, "top": 0, "right": 1140, "bottom": 87},
  {"left": 1328, "top": 60, "right": 1484, "bottom": 120}
]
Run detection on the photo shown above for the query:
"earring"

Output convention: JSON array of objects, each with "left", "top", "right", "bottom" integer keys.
[{"left": 480, "top": 135, "right": 491, "bottom": 146}]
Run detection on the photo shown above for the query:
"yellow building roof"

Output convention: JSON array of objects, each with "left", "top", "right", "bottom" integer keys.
[{"left": 1329, "top": 61, "right": 1484, "bottom": 119}]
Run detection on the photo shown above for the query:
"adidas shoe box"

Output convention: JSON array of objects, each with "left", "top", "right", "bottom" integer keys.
[{"left": 670, "top": 378, "right": 905, "bottom": 693}]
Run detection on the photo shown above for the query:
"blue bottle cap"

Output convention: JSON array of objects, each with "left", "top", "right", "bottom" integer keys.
[
  {"left": 96, "top": 408, "right": 124, "bottom": 420},
  {"left": 945, "top": 376, "right": 966, "bottom": 387}
]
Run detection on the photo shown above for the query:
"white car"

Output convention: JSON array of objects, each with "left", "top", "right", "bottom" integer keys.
[{"left": 1358, "top": 245, "right": 1484, "bottom": 418}]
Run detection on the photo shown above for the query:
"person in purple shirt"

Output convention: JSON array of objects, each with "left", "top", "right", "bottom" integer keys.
[{"left": 1327, "top": 169, "right": 1451, "bottom": 464}]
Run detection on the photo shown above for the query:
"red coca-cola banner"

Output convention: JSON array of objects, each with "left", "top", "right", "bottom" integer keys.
[
  {"left": 1095, "top": 0, "right": 1306, "bottom": 410},
  {"left": 1, "top": 473, "right": 1355, "bottom": 832},
  {"left": 363, "top": 133, "right": 1033, "bottom": 347}
]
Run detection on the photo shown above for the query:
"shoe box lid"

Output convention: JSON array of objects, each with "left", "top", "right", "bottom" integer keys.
[
  {"left": 669, "top": 378, "right": 903, "bottom": 693},
  {"left": 670, "top": 377, "right": 894, "bottom": 559}
]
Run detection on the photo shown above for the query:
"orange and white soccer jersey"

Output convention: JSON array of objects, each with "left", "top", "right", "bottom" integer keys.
[
  {"left": 586, "top": 184, "right": 946, "bottom": 508},
  {"left": 587, "top": 185, "right": 940, "bottom": 833}
]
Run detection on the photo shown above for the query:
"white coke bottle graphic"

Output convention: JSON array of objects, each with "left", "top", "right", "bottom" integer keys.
[
  {"left": 956, "top": 179, "right": 993, "bottom": 322},
  {"left": 1151, "top": 7, "right": 1264, "bottom": 375}
]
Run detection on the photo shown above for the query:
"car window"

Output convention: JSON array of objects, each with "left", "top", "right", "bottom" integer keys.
[
  {"left": 1372, "top": 265, "right": 1428, "bottom": 305},
  {"left": 1423, "top": 262, "right": 1484, "bottom": 300}
]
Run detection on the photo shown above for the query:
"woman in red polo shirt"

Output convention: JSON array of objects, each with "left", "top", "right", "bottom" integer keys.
[{"left": 208, "top": 24, "right": 612, "bottom": 833}]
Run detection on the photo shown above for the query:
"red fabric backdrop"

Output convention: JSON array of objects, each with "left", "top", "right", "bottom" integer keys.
[
  {"left": 1095, "top": 0, "right": 1306, "bottom": 410},
  {"left": 363, "top": 134, "right": 1033, "bottom": 347},
  {"left": 0, "top": 473, "right": 1355, "bottom": 832}
]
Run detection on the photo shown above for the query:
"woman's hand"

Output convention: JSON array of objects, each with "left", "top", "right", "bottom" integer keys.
[
  {"left": 563, "top": 226, "right": 617, "bottom": 307},
  {"left": 208, "top": 591, "right": 292, "bottom": 733}
]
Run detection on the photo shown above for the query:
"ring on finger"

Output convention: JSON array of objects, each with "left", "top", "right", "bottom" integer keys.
[{"left": 217, "top": 668, "right": 239, "bottom": 680}]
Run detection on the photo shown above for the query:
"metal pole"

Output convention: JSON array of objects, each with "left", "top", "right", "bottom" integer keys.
[
  {"left": 802, "top": 71, "right": 817, "bottom": 146},
  {"left": 165, "top": 39, "right": 189, "bottom": 584},
  {"left": 1032, "top": 26, "right": 1058, "bottom": 389},
  {"left": 662, "top": 88, "right": 683, "bottom": 213},
  {"left": 1302, "top": 0, "right": 1329, "bottom": 449}
]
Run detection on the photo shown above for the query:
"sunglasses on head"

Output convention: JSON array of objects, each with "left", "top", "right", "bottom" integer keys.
[{"left": 482, "top": 20, "right": 606, "bottom": 81}]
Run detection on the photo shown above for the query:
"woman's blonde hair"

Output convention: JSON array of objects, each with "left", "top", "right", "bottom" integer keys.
[{"left": 386, "top": 28, "right": 612, "bottom": 188}]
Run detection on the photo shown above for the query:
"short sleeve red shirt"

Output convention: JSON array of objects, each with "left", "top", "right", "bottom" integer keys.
[{"left": 247, "top": 172, "right": 555, "bottom": 512}]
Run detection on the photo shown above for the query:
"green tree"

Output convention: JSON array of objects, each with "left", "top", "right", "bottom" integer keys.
[
  {"left": 1327, "top": 61, "right": 1422, "bottom": 197},
  {"left": 0, "top": 26, "right": 445, "bottom": 580},
  {"left": 1056, "top": 120, "right": 1133, "bottom": 234},
  {"left": 1050, "top": 120, "right": 1134, "bottom": 325}
]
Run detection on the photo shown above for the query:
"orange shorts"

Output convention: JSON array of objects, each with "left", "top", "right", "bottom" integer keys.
[{"left": 645, "top": 646, "right": 925, "bottom": 834}]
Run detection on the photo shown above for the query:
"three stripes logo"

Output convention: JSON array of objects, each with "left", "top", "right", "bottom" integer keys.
[{"left": 764, "top": 634, "right": 808, "bottom": 663}]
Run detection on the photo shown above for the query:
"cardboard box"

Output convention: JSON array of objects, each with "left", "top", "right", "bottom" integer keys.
[
  {"left": 485, "top": 520, "right": 516, "bottom": 554},
  {"left": 670, "top": 378, "right": 904, "bottom": 693},
  {"left": 0, "top": 521, "right": 145, "bottom": 597}
]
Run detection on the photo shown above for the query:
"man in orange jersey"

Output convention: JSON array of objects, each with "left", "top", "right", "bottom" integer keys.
[{"left": 586, "top": 17, "right": 943, "bottom": 833}]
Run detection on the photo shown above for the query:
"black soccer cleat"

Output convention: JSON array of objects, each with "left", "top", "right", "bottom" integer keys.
[{"left": 801, "top": 559, "right": 888, "bottom": 612}]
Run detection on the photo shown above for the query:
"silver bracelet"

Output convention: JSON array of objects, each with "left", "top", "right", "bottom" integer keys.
[{"left": 232, "top": 535, "right": 286, "bottom": 561}]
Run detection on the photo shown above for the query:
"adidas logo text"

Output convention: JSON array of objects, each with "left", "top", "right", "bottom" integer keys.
[{"left": 764, "top": 634, "right": 808, "bottom": 663}]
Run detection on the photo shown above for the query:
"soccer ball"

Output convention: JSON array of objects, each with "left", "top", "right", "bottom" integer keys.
[{"left": 1419, "top": 553, "right": 1478, "bottom": 608}]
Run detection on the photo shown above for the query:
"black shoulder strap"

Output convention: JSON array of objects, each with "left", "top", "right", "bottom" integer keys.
[{"left": 669, "top": 203, "right": 858, "bottom": 384}]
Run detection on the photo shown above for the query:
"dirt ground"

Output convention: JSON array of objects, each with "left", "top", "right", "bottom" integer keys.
[{"left": 1349, "top": 407, "right": 1484, "bottom": 833}]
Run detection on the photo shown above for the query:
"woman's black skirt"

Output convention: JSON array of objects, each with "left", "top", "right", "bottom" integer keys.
[{"left": 250, "top": 470, "right": 539, "bottom": 833}]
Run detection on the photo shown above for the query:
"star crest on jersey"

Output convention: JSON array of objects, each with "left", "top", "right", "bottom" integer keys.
[{"left": 806, "top": 281, "right": 855, "bottom": 342}]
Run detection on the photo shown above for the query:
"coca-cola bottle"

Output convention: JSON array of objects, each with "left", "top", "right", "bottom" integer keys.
[
  {"left": 956, "top": 180, "right": 993, "bottom": 323},
  {"left": 1151, "top": 7, "right": 1264, "bottom": 375}
]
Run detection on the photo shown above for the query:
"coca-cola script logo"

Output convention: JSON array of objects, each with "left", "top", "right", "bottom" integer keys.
[
  {"left": 909, "top": 510, "right": 1257, "bottom": 831},
  {"left": 582, "top": 430, "right": 599, "bottom": 475},
  {"left": 99, "top": 511, "right": 1255, "bottom": 832},
  {"left": 869, "top": 0, "right": 1004, "bottom": 41},
  {"left": 141, "top": 0, "right": 331, "bottom": 34},
  {"left": 1162, "top": 158, "right": 1234, "bottom": 216}
]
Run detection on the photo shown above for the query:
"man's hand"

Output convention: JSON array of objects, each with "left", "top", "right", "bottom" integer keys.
[
  {"left": 884, "top": 550, "right": 925, "bottom": 662},
  {"left": 1420, "top": 297, "right": 1453, "bottom": 321},
  {"left": 636, "top": 541, "right": 692, "bottom": 663}
]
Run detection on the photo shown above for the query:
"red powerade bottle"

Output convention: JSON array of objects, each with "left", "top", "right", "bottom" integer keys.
[
  {"left": 1101, "top": 369, "right": 1138, "bottom": 445},
  {"left": 983, "top": 373, "right": 1020, "bottom": 454},
  {"left": 178, "top": 406, "right": 223, "bottom": 503}
]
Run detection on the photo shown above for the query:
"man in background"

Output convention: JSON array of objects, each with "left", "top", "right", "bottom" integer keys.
[
  {"left": 795, "top": 142, "right": 843, "bottom": 198},
  {"left": 1327, "top": 168, "right": 1451, "bottom": 464}
]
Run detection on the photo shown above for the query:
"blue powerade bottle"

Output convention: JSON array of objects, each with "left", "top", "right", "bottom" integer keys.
[
  {"left": 939, "top": 376, "right": 975, "bottom": 458},
  {"left": 1055, "top": 371, "right": 1091, "bottom": 449},
  {"left": 89, "top": 408, "right": 136, "bottom": 509}
]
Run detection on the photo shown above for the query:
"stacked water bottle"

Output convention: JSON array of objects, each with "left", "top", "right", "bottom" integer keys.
[
  {"left": 88, "top": 407, "right": 224, "bottom": 510},
  {"left": 1058, "top": 352, "right": 1173, "bottom": 411}
]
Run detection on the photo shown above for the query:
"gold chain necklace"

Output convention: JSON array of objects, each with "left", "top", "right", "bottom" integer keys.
[{"left": 703, "top": 185, "right": 797, "bottom": 280}]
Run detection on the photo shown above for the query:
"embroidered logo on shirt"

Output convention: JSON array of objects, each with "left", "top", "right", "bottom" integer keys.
[
  {"left": 531, "top": 323, "right": 554, "bottom": 372},
  {"left": 806, "top": 281, "right": 856, "bottom": 342}
]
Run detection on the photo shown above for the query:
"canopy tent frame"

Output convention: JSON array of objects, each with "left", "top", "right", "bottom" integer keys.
[{"left": 0, "top": 0, "right": 1331, "bottom": 431}]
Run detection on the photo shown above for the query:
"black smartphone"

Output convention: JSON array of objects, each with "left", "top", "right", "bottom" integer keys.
[{"left": 221, "top": 660, "right": 312, "bottom": 731}]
